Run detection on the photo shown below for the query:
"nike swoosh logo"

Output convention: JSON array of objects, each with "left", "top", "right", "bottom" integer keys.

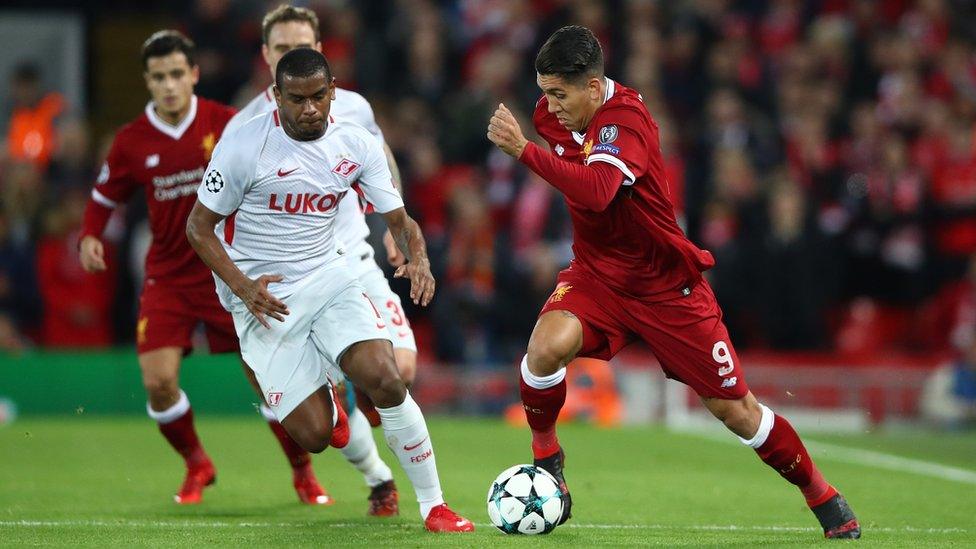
[
  {"left": 277, "top": 167, "right": 299, "bottom": 177},
  {"left": 403, "top": 436, "right": 428, "bottom": 451}
]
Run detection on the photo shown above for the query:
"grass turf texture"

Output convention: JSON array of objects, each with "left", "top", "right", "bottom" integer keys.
[{"left": 1, "top": 417, "right": 974, "bottom": 547}]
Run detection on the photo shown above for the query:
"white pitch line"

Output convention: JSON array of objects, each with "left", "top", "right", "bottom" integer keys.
[
  {"left": 683, "top": 428, "right": 976, "bottom": 485},
  {"left": 0, "top": 520, "right": 966, "bottom": 534},
  {"left": 804, "top": 440, "right": 976, "bottom": 485}
]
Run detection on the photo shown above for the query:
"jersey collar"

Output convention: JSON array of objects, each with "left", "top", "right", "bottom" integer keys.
[
  {"left": 571, "top": 77, "right": 616, "bottom": 144},
  {"left": 145, "top": 95, "right": 198, "bottom": 140}
]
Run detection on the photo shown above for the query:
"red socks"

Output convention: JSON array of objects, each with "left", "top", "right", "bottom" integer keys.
[
  {"left": 157, "top": 408, "right": 209, "bottom": 467},
  {"left": 748, "top": 407, "right": 836, "bottom": 507},
  {"left": 519, "top": 356, "right": 567, "bottom": 460}
]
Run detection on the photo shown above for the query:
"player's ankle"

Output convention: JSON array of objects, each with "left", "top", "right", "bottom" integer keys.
[{"left": 531, "top": 430, "right": 561, "bottom": 460}]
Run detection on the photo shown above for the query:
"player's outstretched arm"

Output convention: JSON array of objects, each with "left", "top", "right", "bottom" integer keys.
[
  {"left": 382, "top": 207, "right": 435, "bottom": 307},
  {"left": 186, "top": 201, "right": 289, "bottom": 328},
  {"left": 487, "top": 103, "right": 623, "bottom": 212}
]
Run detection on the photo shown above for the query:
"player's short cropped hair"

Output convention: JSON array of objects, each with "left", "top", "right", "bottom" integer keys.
[
  {"left": 262, "top": 4, "right": 320, "bottom": 45},
  {"left": 535, "top": 25, "right": 604, "bottom": 85},
  {"left": 141, "top": 30, "right": 196, "bottom": 70},
  {"left": 275, "top": 47, "right": 332, "bottom": 88}
]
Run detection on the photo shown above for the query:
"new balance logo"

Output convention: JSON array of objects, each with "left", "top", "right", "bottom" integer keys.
[{"left": 721, "top": 376, "right": 737, "bottom": 388}]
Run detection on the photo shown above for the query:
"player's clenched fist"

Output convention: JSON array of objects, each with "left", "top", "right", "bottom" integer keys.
[
  {"left": 487, "top": 103, "right": 528, "bottom": 158},
  {"left": 79, "top": 235, "right": 108, "bottom": 273},
  {"left": 236, "top": 274, "right": 290, "bottom": 328},
  {"left": 394, "top": 258, "right": 436, "bottom": 307}
]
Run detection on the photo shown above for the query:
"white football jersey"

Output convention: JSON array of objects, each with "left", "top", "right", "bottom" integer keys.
[
  {"left": 198, "top": 110, "right": 403, "bottom": 309},
  {"left": 224, "top": 86, "right": 383, "bottom": 255}
]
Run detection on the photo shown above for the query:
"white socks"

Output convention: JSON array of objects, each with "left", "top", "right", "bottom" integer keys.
[
  {"left": 376, "top": 392, "right": 444, "bottom": 519},
  {"left": 340, "top": 408, "right": 394, "bottom": 487},
  {"left": 146, "top": 390, "right": 190, "bottom": 423},
  {"left": 520, "top": 354, "right": 566, "bottom": 389},
  {"left": 738, "top": 403, "right": 774, "bottom": 448}
]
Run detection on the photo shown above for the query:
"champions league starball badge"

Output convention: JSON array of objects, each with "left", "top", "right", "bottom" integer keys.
[
  {"left": 598, "top": 124, "right": 618, "bottom": 144},
  {"left": 204, "top": 170, "right": 224, "bottom": 193}
]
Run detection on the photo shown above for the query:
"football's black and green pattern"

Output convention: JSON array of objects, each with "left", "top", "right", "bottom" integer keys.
[{"left": 487, "top": 464, "right": 564, "bottom": 534}]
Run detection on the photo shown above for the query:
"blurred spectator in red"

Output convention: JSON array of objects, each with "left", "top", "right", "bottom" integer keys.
[
  {"left": 35, "top": 188, "right": 114, "bottom": 347},
  {"left": 931, "top": 122, "right": 976, "bottom": 279}
]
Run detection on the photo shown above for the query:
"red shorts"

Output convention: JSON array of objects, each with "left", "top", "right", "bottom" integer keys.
[
  {"left": 136, "top": 279, "right": 239, "bottom": 355},
  {"left": 539, "top": 265, "right": 749, "bottom": 399}
]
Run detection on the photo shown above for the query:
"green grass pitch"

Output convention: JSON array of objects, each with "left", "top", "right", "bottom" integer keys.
[{"left": 1, "top": 416, "right": 974, "bottom": 547}]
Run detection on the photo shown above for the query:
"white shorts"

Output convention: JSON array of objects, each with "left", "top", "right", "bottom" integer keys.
[
  {"left": 231, "top": 263, "right": 393, "bottom": 420},
  {"left": 346, "top": 244, "right": 418, "bottom": 353}
]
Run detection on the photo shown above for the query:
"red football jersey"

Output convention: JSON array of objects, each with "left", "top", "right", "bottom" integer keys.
[
  {"left": 81, "top": 96, "right": 235, "bottom": 286},
  {"left": 532, "top": 79, "right": 715, "bottom": 300}
]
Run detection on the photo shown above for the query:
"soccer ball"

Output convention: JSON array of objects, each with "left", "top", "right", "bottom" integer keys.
[{"left": 486, "top": 464, "right": 564, "bottom": 535}]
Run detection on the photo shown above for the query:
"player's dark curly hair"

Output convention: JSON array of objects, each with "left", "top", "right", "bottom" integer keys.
[
  {"left": 141, "top": 30, "right": 196, "bottom": 70},
  {"left": 535, "top": 25, "right": 604, "bottom": 85},
  {"left": 275, "top": 47, "right": 332, "bottom": 88}
]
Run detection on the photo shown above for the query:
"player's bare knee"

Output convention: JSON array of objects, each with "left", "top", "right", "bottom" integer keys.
[
  {"left": 299, "top": 429, "right": 331, "bottom": 454},
  {"left": 525, "top": 343, "right": 568, "bottom": 377},
  {"left": 709, "top": 399, "right": 760, "bottom": 439},
  {"left": 370, "top": 370, "right": 407, "bottom": 408},
  {"left": 142, "top": 375, "right": 178, "bottom": 401}
]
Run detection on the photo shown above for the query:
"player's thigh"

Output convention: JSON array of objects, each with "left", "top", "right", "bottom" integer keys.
[
  {"left": 309, "top": 282, "right": 401, "bottom": 404},
  {"left": 532, "top": 268, "right": 632, "bottom": 372},
  {"left": 230, "top": 304, "right": 329, "bottom": 422},
  {"left": 136, "top": 283, "right": 195, "bottom": 355},
  {"left": 137, "top": 346, "right": 183, "bottom": 392},
  {"left": 360, "top": 266, "right": 417, "bottom": 353},
  {"left": 635, "top": 281, "right": 750, "bottom": 400}
]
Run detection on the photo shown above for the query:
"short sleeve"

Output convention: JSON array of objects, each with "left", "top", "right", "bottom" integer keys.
[
  {"left": 197, "top": 129, "right": 254, "bottom": 216},
  {"left": 584, "top": 109, "right": 650, "bottom": 186},
  {"left": 345, "top": 91, "right": 385, "bottom": 147},
  {"left": 355, "top": 132, "right": 402, "bottom": 214},
  {"left": 90, "top": 136, "right": 138, "bottom": 208}
]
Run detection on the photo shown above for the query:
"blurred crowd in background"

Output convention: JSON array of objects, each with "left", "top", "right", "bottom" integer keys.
[{"left": 4, "top": 0, "right": 976, "bottom": 371}]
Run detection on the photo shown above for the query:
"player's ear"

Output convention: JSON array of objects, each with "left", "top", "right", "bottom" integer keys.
[
  {"left": 587, "top": 76, "right": 601, "bottom": 101},
  {"left": 272, "top": 85, "right": 282, "bottom": 107},
  {"left": 261, "top": 44, "right": 271, "bottom": 67},
  {"left": 190, "top": 64, "right": 200, "bottom": 86},
  {"left": 329, "top": 76, "right": 336, "bottom": 99}
]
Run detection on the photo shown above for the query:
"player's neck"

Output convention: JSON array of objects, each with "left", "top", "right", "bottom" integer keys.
[
  {"left": 153, "top": 102, "right": 191, "bottom": 127},
  {"left": 578, "top": 78, "right": 607, "bottom": 133}
]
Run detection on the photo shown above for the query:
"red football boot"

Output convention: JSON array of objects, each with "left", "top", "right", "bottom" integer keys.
[
  {"left": 330, "top": 384, "right": 349, "bottom": 449},
  {"left": 293, "top": 463, "right": 333, "bottom": 505},
  {"left": 174, "top": 460, "right": 216, "bottom": 504},
  {"left": 424, "top": 503, "right": 475, "bottom": 533},
  {"left": 367, "top": 480, "right": 399, "bottom": 516}
]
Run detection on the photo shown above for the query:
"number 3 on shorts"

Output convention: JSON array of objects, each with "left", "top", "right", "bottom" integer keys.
[{"left": 712, "top": 341, "right": 734, "bottom": 376}]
